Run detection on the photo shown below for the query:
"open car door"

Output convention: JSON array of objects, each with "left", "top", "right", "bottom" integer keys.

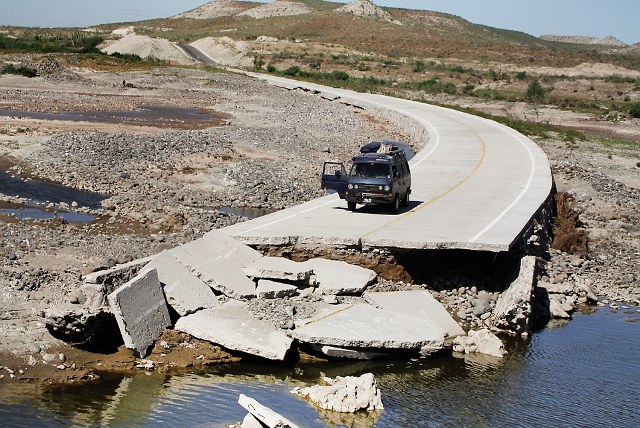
[{"left": 321, "top": 162, "right": 348, "bottom": 198}]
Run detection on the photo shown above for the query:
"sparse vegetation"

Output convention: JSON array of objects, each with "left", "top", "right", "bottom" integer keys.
[
  {"left": 629, "top": 103, "right": 640, "bottom": 118},
  {"left": 0, "top": 64, "right": 37, "bottom": 77},
  {"left": 526, "top": 80, "right": 547, "bottom": 102}
]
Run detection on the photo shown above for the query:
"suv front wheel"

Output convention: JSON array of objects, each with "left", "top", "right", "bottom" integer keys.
[{"left": 391, "top": 194, "right": 400, "bottom": 213}]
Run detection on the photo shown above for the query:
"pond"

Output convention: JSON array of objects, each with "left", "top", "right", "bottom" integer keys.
[{"left": 0, "top": 305, "right": 637, "bottom": 427}]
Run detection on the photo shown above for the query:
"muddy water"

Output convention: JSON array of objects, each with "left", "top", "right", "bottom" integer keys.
[
  {"left": 1, "top": 306, "right": 638, "bottom": 427},
  {"left": 0, "top": 106, "right": 228, "bottom": 130}
]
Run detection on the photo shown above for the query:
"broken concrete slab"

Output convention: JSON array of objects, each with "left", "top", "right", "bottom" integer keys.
[
  {"left": 364, "top": 290, "right": 465, "bottom": 339},
  {"left": 492, "top": 256, "right": 537, "bottom": 334},
  {"left": 84, "top": 256, "right": 154, "bottom": 285},
  {"left": 291, "top": 373, "right": 383, "bottom": 413},
  {"left": 244, "top": 257, "right": 313, "bottom": 282},
  {"left": 294, "top": 303, "right": 351, "bottom": 328},
  {"left": 301, "top": 258, "right": 376, "bottom": 295},
  {"left": 107, "top": 268, "right": 172, "bottom": 358},
  {"left": 145, "top": 251, "right": 219, "bottom": 316},
  {"left": 174, "top": 301, "right": 293, "bottom": 361},
  {"left": 309, "top": 344, "right": 394, "bottom": 360},
  {"left": 238, "top": 394, "right": 300, "bottom": 428},
  {"left": 256, "top": 279, "right": 298, "bottom": 299},
  {"left": 291, "top": 304, "right": 446, "bottom": 354},
  {"left": 169, "top": 230, "right": 262, "bottom": 299}
]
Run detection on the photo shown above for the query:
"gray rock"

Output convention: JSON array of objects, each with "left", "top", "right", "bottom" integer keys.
[{"left": 453, "top": 329, "right": 507, "bottom": 358}]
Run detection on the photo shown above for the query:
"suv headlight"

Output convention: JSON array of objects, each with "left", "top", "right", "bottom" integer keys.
[
  {"left": 348, "top": 183, "right": 353, "bottom": 190},
  {"left": 384, "top": 185, "right": 390, "bottom": 191}
]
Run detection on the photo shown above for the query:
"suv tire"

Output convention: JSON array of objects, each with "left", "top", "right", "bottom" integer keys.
[
  {"left": 401, "top": 190, "right": 410, "bottom": 207},
  {"left": 391, "top": 194, "right": 400, "bottom": 213}
]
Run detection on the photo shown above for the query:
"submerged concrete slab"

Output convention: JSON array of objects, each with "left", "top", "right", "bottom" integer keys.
[
  {"left": 170, "top": 230, "right": 262, "bottom": 299},
  {"left": 291, "top": 304, "right": 446, "bottom": 353},
  {"left": 309, "top": 344, "right": 394, "bottom": 360},
  {"left": 174, "top": 301, "right": 293, "bottom": 361},
  {"left": 256, "top": 279, "right": 298, "bottom": 299},
  {"left": 364, "top": 290, "right": 465, "bottom": 338},
  {"left": 238, "top": 394, "right": 300, "bottom": 428},
  {"left": 302, "top": 258, "right": 376, "bottom": 295},
  {"left": 107, "top": 268, "right": 171, "bottom": 357},
  {"left": 145, "top": 251, "right": 219, "bottom": 316},
  {"left": 244, "top": 257, "right": 313, "bottom": 282}
]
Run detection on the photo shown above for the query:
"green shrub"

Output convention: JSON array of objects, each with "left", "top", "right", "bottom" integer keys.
[
  {"left": 0, "top": 64, "right": 37, "bottom": 77},
  {"left": 412, "top": 60, "right": 426, "bottom": 73},
  {"left": 328, "top": 70, "right": 349, "bottom": 81},
  {"left": 515, "top": 71, "right": 528, "bottom": 80},
  {"left": 526, "top": 80, "right": 546, "bottom": 102},
  {"left": 283, "top": 66, "right": 302, "bottom": 76},
  {"left": 629, "top": 103, "right": 640, "bottom": 118},
  {"left": 266, "top": 64, "right": 276, "bottom": 73}
]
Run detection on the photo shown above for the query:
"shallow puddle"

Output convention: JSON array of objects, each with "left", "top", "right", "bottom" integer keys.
[{"left": 0, "top": 105, "right": 229, "bottom": 129}]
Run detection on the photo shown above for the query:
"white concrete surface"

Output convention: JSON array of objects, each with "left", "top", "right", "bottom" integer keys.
[
  {"left": 291, "top": 304, "right": 446, "bottom": 353},
  {"left": 145, "top": 251, "right": 219, "bottom": 316},
  {"left": 256, "top": 279, "right": 298, "bottom": 299},
  {"left": 364, "top": 290, "right": 465, "bottom": 338},
  {"left": 244, "top": 256, "right": 312, "bottom": 282},
  {"left": 174, "top": 301, "right": 294, "bottom": 361},
  {"left": 169, "top": 230, "right": 262, "bottom": 299},
  {"left": 222, "top": 75, "right": 553, "bottom": 252},
  {"left": 107, "top": 268, "right": 171, "bottom": 357},
  {"left": 302, "top": 258, "right": 377, "bottom": 295},
  {"left": 238, "top": 394, "right": 300, "bottom": 428}
]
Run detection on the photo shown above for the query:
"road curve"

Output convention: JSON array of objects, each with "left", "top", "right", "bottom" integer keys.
[{"left": 222, "top": 74, "right": 553, "bottom": 252}]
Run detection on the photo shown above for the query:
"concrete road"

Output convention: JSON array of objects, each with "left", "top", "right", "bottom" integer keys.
[{"left": 222, "top": 75, "right": 553, "bottom": 252}]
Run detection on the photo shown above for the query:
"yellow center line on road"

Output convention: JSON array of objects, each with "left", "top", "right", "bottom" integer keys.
[{"left": 362, "top": 116, "right": 487, "bottom": 239}]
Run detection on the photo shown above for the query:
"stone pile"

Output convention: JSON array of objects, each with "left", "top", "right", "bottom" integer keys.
[{"left": 291, "top": 373, "right": 383, "bottom": 413}]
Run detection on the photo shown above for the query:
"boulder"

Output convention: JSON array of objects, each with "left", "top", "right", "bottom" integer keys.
[{"left": 452, "top": 329, "right": 507, "bottom": 358}]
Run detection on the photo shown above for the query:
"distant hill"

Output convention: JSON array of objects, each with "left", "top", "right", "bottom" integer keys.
[
  {"left": 540, "top": 34, "right": 628, "bottom": 47},
  {"left": 125, "top": 0, "right": 638, "bottom": 70}
]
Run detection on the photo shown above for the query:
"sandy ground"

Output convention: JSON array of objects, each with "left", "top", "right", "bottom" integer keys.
[{"left": 0, "top": 57, "right": 638, "bottom": 385}]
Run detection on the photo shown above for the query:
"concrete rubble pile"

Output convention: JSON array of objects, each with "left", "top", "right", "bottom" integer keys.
[
  {"left": 291, "top": 372, "right": 384, "bottom": 413},
  {"left": 452, "top": 329, "right": 507, "bottom": 358},
  {"left": 43, "top": 230, "right": 472, "bottom": 361}
]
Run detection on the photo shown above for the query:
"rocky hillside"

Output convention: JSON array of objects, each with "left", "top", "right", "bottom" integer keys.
[{"left": 540, "top": 34, "right": 628, "bottom": 47}]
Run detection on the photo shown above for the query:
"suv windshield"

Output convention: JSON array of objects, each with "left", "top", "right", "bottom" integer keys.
[{"left": 351, "top": 162, "right": 390, "bottom": 179}]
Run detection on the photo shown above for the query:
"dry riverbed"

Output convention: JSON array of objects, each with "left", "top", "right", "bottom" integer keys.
[{"left": 0, "top": 56, "right": 638, "bottom": 384}]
